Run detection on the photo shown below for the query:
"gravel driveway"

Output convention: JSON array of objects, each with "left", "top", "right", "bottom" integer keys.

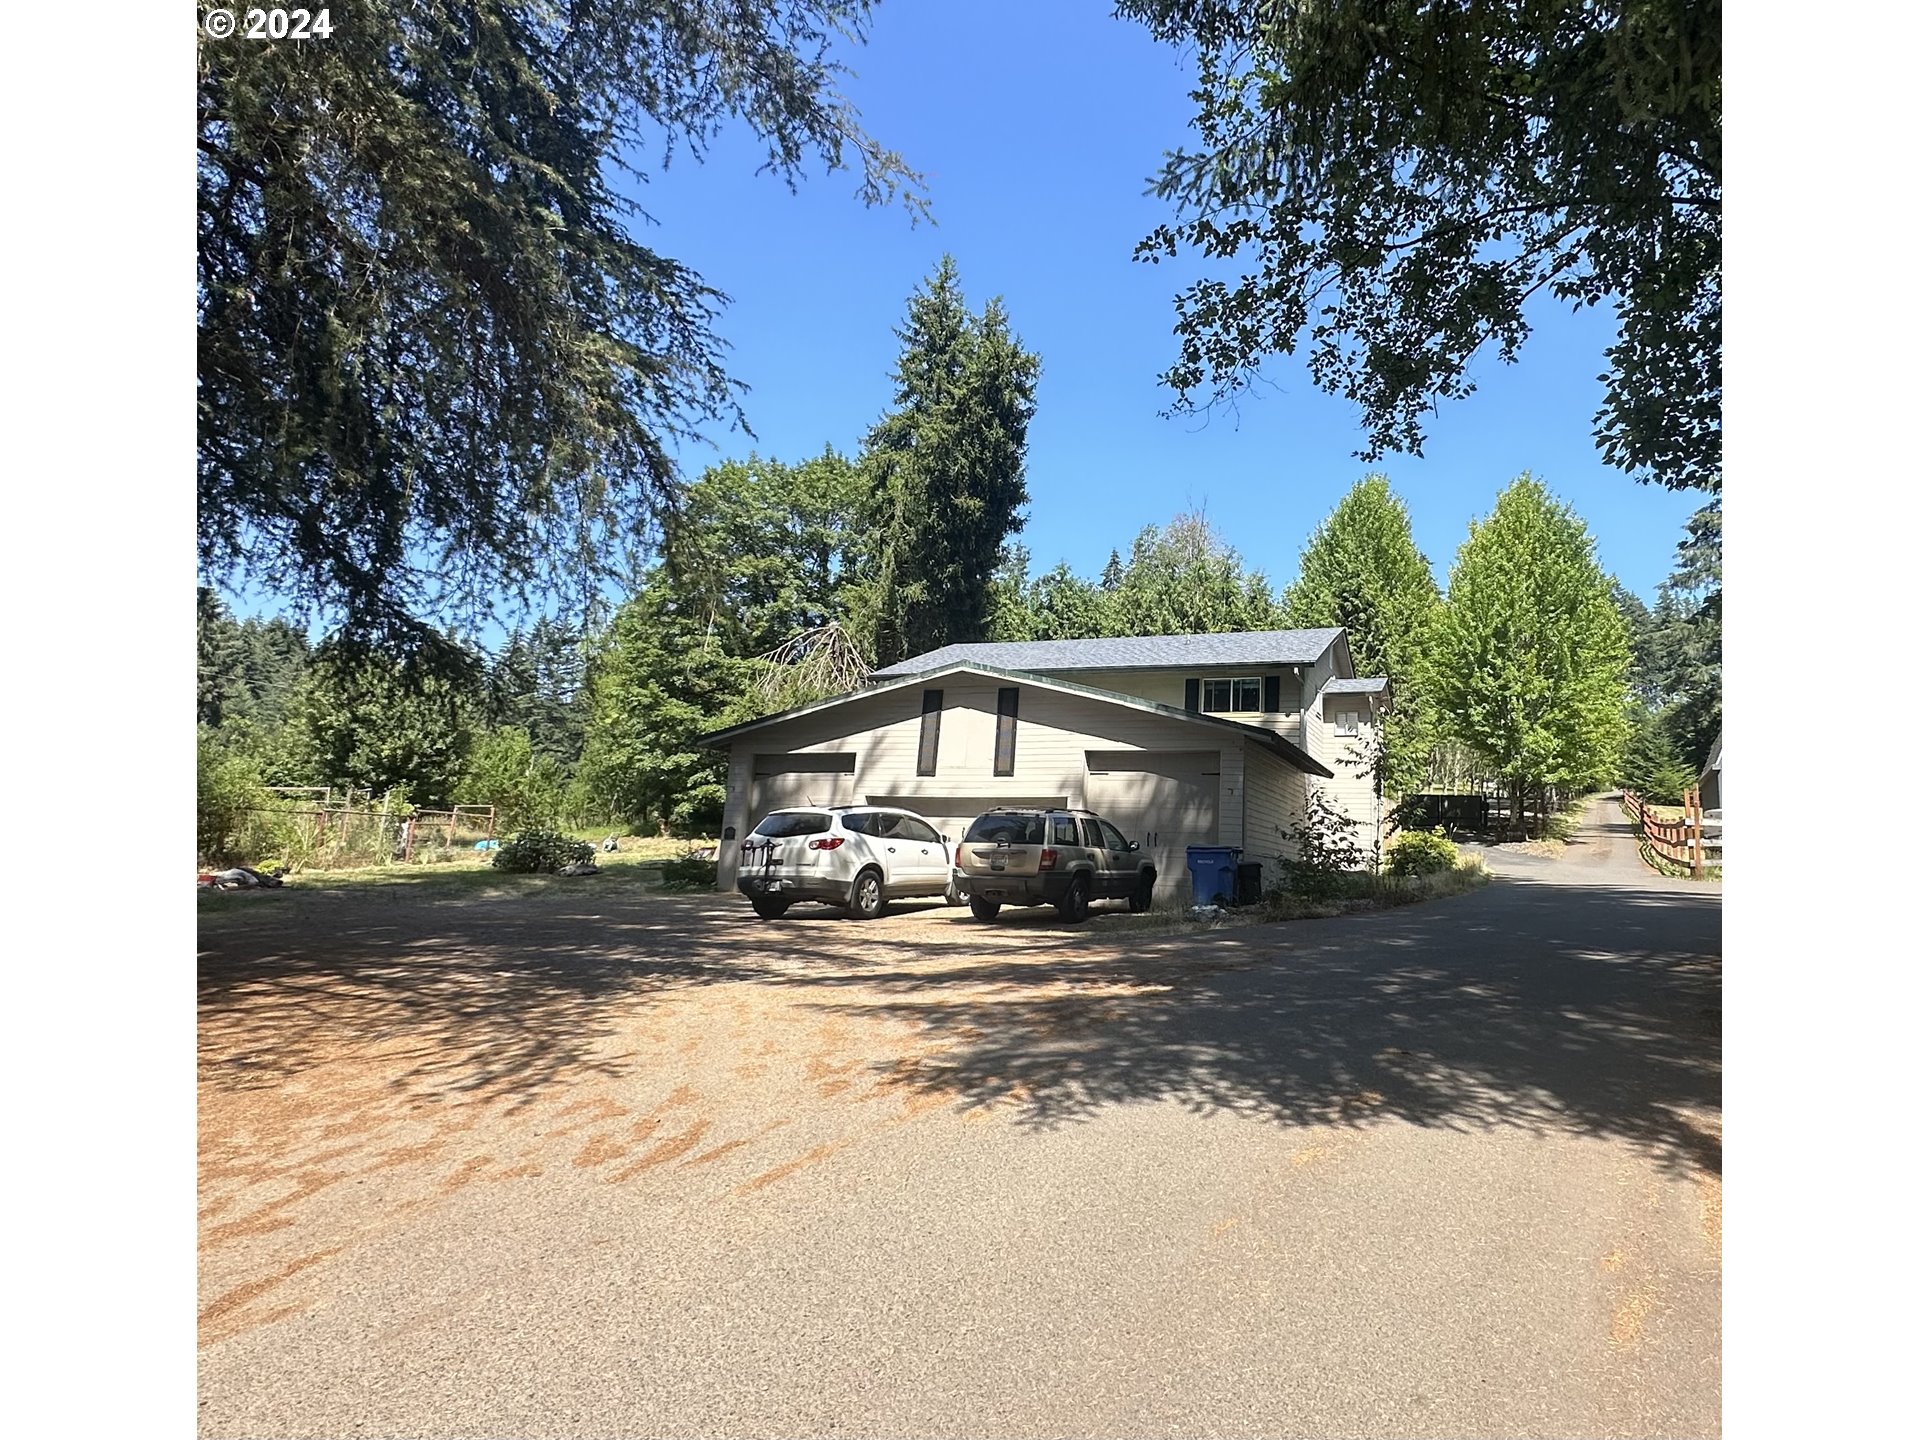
[{"left": 199, "top": 800, "right": 1720, "bottom": 1437}]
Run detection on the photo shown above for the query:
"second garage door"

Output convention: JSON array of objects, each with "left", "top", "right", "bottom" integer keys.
[{"left": 1083, "top": 751, "right": 1220, "bottom": 903}]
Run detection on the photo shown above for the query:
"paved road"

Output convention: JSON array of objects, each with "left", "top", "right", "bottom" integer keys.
[{"left": 199, "top": 797, "right": 1719, "bottom": 1437}]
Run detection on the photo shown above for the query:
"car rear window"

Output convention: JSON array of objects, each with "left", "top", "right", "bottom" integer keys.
[
  {"left": 964, "top": 812, "right": 1047, "bottom": 845},
  {"left": 751, "top": 811, "right": 830, "bottom": 838}
]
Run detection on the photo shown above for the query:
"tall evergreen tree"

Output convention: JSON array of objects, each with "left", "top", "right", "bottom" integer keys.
[
  {"left": 983, "top": 544, "right": 1039, "bottom": 643},
  {"left": 1611, "top": 580, "right": 1661, "bottom": 709},
  {"left": 579, "top": 588, "right": 765, "bottom": 833},
  {"left": 1280, "top": 476, "right": 1441, "bottom": 794},
  {"left": 1026, "top": 563, "right": 1115, "bottom": 641},
  {"left": 197, "top": 588, "right": 249, "bottom": 727},
  {"left": 287, "top": 641, "right": 480, "bottom": 804},
  {"left": 1426, "top": 477, "right": 1631, "bottom": 833},
  {"left": 1653, "top": 501, "right": 1722, "bottom": 770},
  {"left": 865, "top": 256, "right": 1041, "bottom": 665}
]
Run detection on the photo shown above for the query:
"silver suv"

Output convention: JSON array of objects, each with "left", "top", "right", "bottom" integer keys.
[
  {"left": 737, "top": 805, "right": 957, "bottom": 920},
  {"left": 953, "top": 807, "right": 1155, "bottom": 924}
]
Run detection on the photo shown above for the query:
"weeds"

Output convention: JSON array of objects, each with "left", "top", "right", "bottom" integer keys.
[{"left": 1260, "top": 857, "right": 1491, "bottom": 920}]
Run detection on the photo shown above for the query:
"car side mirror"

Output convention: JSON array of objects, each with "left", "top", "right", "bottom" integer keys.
[{"left": 941, "top": 835, "right": 953, "bottom": 846}]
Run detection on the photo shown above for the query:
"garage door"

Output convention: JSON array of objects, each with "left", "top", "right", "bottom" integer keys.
[
  {"left": 864, "top": 794, "right": 1069, "bottom": 847},
  {"left": 1083, "top": 751, "right": 1220, "bottom": 903},
  {"left": 749, "top": 754, "right": 855, "bottom": 831}
]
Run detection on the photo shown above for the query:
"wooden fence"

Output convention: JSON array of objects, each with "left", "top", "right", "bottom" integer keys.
[{"left": 1621, "top": 788, "right": 1717, "bottom": 878}]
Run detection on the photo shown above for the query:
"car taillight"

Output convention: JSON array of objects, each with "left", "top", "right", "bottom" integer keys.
[
  {"left": 808, "top": 836, "right": 845, "bottom": 850},
  {"left": 955, "top": 843, "right": 967, "bottom": 863},
  {"left": 1038, "top": 847, "right": 1058, "bottom": 870}
]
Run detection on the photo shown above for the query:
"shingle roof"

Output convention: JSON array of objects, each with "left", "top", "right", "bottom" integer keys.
[
  {"left": 870, "top": 628, "right": 1346, "bottom": 678},
  {"left": 1324, "top": 677, "right": 1390, "bottom": 694}
]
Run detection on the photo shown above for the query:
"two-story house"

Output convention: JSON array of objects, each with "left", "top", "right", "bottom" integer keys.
[{"left": 700, "top": 629, "right": 1389, "bottom": 899}]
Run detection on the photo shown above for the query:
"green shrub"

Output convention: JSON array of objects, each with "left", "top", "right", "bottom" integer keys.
[
  {"left": 491, "top": 828, "right": 593, "bottom": 873},
  {"left": 1278, "top": 788, "right": 1371, "bottom": 898},
  {"left": 1385, "top": 827, "right": 1459, "bottom": 877},
  {"left": 657, "top": 849, "right": 719, "bottom": 892}
]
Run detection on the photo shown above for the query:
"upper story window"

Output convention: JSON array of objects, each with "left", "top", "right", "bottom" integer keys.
[
  {"left": 1202, "top": 677, "right": 1262, "bottom": 713},
  {"left": 1335, "top": 709, "right": 1361, "bottom": 736}
]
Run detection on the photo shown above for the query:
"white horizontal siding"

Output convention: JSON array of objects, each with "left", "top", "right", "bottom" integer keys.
[
  {"left": 1242, "top": 743, "right": 1308, "bottom": 885},
  {"left": 1301, "top": 683, "right": 1382, "bottom": 864},
  {"left": 715, "top": 681, "right": 1262, "bottom": 887},
  {"left": 1025, "top": 666, "right": 1307, "bottom": 729}
]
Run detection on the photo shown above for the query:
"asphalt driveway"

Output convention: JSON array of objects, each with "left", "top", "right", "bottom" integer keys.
[{"left": 198, "top": 797, "right": 1720, "bottom": 1437}]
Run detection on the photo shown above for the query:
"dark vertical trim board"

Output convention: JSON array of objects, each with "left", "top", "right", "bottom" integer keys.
[
  {"left": 917, "top": 689, "right": 943, "bottom": 777},
  {"left": 994, "top": 687, "right": 1020, "bottom": 776}
]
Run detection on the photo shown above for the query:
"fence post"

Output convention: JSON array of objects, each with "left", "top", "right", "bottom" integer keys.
[{"left": 1687, "top": 787, "right": 1705, "bottom": 879}]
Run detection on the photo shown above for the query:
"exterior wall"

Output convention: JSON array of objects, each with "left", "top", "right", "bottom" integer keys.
[
  {"left": 715, "top": 680, "right": 1260, "bottom": 888},
  {"left": 1310, "top": 693, "right": 1384, "bottom": 861},
  {"left": 718, "top": 746, "right": 755, "bottom": 882},
  {"left": 1242, "top": 742, "right": 1309, "bottom": 883},
  {"left": 1024, "top": 665, "right": 1309, "bottom": 734}
]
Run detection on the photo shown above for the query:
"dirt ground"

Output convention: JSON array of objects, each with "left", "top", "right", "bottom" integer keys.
[
  {"left": 199, "top": 824, "right": 1719, "bottom": 1437},
  {"left": 197, "top": 875, "right": 1242, "bottom": 1348}
]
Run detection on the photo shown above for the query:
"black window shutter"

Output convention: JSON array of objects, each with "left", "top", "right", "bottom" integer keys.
[
  {"left": 994, "top": 687, "right": 1019, "bottom": 776},
  {"left": 1263, "top": 674, "right": 1281, "bottom": 713},
  {"left": 916, "top": 689, "right": 943, "bottom": 777},
  {"left": 1184, "top": 678, "right": 1201, "bottom": 712}
]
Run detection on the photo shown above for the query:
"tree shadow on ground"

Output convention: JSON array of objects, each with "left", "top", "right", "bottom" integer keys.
[
  {"left": 197, "top": 883, "right": 785, "bottom": 1104},
  {"left": 199, "top": 871, "right": 1720, "bottom": 1176},
  {"left": 776, "top": 875, "right": 1723, "bottom": 1176}
]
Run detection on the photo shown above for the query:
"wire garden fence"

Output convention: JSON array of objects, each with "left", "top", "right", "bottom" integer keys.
[{"left": 232, "top": 791, "right": 497, "bottom": 872}]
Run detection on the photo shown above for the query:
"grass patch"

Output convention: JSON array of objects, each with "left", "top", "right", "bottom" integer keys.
[
  {"left": 1088, "top": 858, "right": 1492, "bottom": 937},
  {"left": 1260, "top": 858, "right": 1492, "bottom": 921},
  {"left": 199, "top": 835, "right": 721, "bottom": 902},
  {"left": 1636, "top": 839, "right": 1721, "bottom": 882}
]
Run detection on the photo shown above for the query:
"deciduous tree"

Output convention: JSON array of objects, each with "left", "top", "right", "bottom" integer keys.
[
  {"left": 1122, "top": 0, "right": 1721, "bottom": 491},
  {"left": 1426, "top": 476, "right": 1631, "bottom": 833},
  {"left": 1281, "top": 476, "right": 1441, "bottom": 793}
]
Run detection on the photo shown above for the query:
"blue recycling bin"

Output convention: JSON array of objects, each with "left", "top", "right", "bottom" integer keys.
[{"left": 1186, "top": 845, "right": 1242, "bottom": 907}]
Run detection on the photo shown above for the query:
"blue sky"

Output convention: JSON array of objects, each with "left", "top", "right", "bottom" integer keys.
[{"left": 636, "top": 0, "right": 1705, "bottom": 604}]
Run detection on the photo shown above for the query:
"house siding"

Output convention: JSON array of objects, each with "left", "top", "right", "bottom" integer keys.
[
  {"left": 1243, "top": 742, "right": 1308, "bottom": 883},
  {"left": 1021, "top": 665, "right": 1309, "bottom": 731},
  {"left": 716, "top": 680, "right": 1258, "bottom": 888}
]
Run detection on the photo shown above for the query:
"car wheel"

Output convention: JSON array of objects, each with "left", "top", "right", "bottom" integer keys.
[
  {"left": 969, "top": 898, "right": 1001, "bottom": 922},
  {"left": 849, "top": 868, "right": 888, "bottom": 920},
  {"left": 750, "top": 897, "right": 790, "bottom": 920},
  {"left": 944, "top": 877, "right": 963, "bottom": 906},
  {"left": 1057, "top": 874, "right": 1091, "bottom": 924},
  {"left": 1127, "top": 874, "right": 1154, "bottom": 913}
]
